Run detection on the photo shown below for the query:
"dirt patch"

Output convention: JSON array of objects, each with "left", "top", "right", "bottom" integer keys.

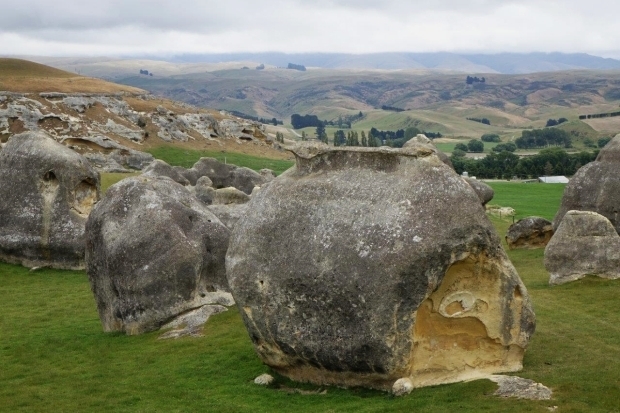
[{"left": 8, "top": 117, "right": 26, "bottom": 135}]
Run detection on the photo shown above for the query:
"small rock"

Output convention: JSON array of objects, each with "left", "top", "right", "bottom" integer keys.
[
  {"left": 254, "top": 374, "right": 274, "bottom": 386},
  {"left": 392, "top": 378, "right": 414, "bottom": 396},
  {"left": 488, "top": 375, "right": 552, "bottom": 400}
]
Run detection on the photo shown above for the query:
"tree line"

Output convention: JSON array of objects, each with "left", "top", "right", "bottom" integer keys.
[
  {"left": 290, "top": 112, "right": 363, "bottom": 129},
  {"left": 515, "top": 128, "right": 572, "bottom": 149},
  {"left": 229, "top": 110, "right": 283, "bottom": 125},
  {"left": 467, "top": 117, "right": 491, "bottom": 125},
  {"left": 451, "top": 148, "right": 598, "bottom": 179}
]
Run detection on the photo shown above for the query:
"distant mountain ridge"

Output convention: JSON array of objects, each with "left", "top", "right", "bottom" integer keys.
[{"left": 161, "top": 52, "right": 620, "bottom": 74}]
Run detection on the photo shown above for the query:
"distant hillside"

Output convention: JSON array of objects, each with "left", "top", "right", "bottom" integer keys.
[
  {"left": 164, "top": 52, "right": 620, "bottom": 74},
  {"left": 0, "top": 58, "right": 144, "bottom": 94},
  {"left": 114, "top": 67, "right": 620, "bottom": 139}
]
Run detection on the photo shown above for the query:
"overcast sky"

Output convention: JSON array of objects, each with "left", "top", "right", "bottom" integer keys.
[{"left": 2, "top": 0, "right": 620, "bottom": 58}]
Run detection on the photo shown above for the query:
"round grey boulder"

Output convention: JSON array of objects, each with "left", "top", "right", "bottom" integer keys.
[
  {"left": 226, "top": 143, "right": 535, "bottom": 391},
  {"left": 545, "top": 210, "right": 620, "bottom": 285},
  {"left": 463, "top": 177, "right": 494, "bottom": 206},
  {"left": 143, "top": 159, "right": 190, "bottom": 186},
  {"left": 506, "top": 216, "right": 553, "bottom": 250},
  {"left": 553, "top": 134, "right": 620, "bottom": 233},
  {"left": 0, "top": 131, "right": 100, "bottom": 269},
  {"left": 86, "top": 176, "right": 230, "bottom": 335}
]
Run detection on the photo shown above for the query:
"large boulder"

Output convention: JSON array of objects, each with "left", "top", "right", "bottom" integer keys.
[
  {"left": 0, "top": 131, "right": 100, "bottom": 269},
  {"left": 544, "top": 210, "right": 620, "bottom": 285},
  {"left": 553, "top": 134, "right": 620, "bottom": 233},
  {"left": 85, "top": 176, "right": 231, "bottom": 335},
  {"left": 142, "top": 159, "right": 190, "bottom": 186},
  {"left": 463, "top": 177, "right": 494, "bottom": 206},
  {"left": 506, "top": 217, "right": 553, "bottom": 250},
  {"left": 192, "top": 157, "right": 266, "bottom": 194},
  {"left": 226, "top": 143, "right": 535, "bottom": 391}
]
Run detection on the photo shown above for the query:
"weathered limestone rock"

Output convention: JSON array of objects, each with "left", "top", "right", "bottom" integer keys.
[
  {"left": 392, "top": 378, "right": 414, "bottom": 396},
  {"left": 85, "top": 176, "right": 231, "bottom": 335},
  {"left": 143, "top": 159, "right": 190, "bottom": 185},
  {"left": 506, "top": 217, "right": 553, "bottom": 250},
  {"left": 213, "top": 187, "right": 251, "bottom": 205},
  {"left": 553, "top": 134, "right": 620, "bottom": 233},
  {"left": 226, "top": 143, "right": 535, "bottom": 391},
  {"left": 544, "top": 210, "right": 620, "bottom": 285},
  {"left": 488, "top": 375, "right": 552, "bottom": 400},
  {"left": 194, "top": 176, "right": 216, "bottom": 205},
  {"left": 192, "top": 157, "right": 266, "bottom": 194},
  {"left": 402, "top": 134, "right": 453, "bottom": 169},
  {"left": 0, "top": 131, "right": 100, "bottom": 269},
  {"left": 207, "top": 204, "right": 249, "bottom": 230},
  {"left": 259, "top": 168, "right": 277, "bottom": 183},
  {"left": 254, "top": 374, "right": 275, "bottom": 386},
  {"left": 463, "top": 177, "right": 494, "bottom": 206}
]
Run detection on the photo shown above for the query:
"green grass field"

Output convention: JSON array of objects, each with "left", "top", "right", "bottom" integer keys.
[
  {"left": 3, "top": 165, "right": 620, "bottom": 412},
  {"left": 486, "top": 182, "right": 567, "bottom": 221},
  {"left": 147, "top": 146, "right": 294, "bottom": 175}
]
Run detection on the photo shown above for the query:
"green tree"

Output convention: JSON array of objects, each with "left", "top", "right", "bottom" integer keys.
[
  {"left": 451, "top": 148, "right": 467, "bottom": 158},
  {"left": 315, "top": 124, "right": 326, "bottom": 139},
  {"left": 301, "top": 131, "right": 307, "bottom": 141},
  {"left": 405, "top": 127, "right": 422, "bottom": 140},
  {"left": 361, "top": 131, "right": 367, "bottom": 146},
  {"left": 455, "top": 143, "right": 469, "bottom": 152},
  {"left": 481, "top": 133, "right": 501, "bottom": 142},
  {"left": 467, "top": 139, "right": 484, "bottom": 152},
  {"left": 598, "top": 137, "right": 612, "bottom": 148}
]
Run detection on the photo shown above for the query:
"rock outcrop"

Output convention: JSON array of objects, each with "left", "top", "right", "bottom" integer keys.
[
  {"left": 402, "top": 134, "right": 453, "bottom": 169},
  {"left": 0, "top": 92, "right": 278, "bottom": 172},
  {"left": 226, "top": 143, "right": 535, "bottom": 391},
  {"left": 0, "top": 131, "right": 100, "bottom": 269},
  {"left": 85, "top": 176, "right": 231, "bottom": 335},
  {"left": 544, "top": 210, "right": 620, "bottom": 285},
  {"left": 506, "top": 217, "right": 553, "bottom": 250},
  {"left": 553, "top": 134, "right": 620, "bottom": 233},
  {"left": 193, "top": 157, "right": 266, "bottom": 194}
]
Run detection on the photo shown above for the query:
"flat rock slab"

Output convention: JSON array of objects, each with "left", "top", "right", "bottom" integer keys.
[{"left": 488, "top": 375, "right": 552, "bottom": 400}]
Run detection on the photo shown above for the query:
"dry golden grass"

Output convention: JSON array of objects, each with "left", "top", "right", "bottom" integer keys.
[{"left": 0, "top": 58, "right": 143, "bottom": 94}]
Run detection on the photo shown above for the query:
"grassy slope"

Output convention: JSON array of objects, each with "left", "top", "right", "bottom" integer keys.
[
  {"left": 0, "top": 58, "right": 143, "bottom": 94},
  {"left": 146, "top": 146, "right": 295, "bottom": 175}
]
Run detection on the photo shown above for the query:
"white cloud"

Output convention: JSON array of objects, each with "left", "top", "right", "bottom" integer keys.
[{"left": 1, "top": 0, "right": 620, "bottom": 57}]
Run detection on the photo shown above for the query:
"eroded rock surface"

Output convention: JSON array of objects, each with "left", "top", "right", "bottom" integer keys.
[
  {"left": 226, "top": 143, "right": 535, "bottom": 391},
  {"left": 86, "top": 175, "right": 231, "bottom": 335},
  {"left": 0, "top": 131, "right": 100, "bottom": 269},
  {"left": 506, "top": 217, "right": 553, "bottom": 250},
  {"left": 402, "top": 134, "right": 453, "bottom": 169},
  {"left": 545, "top": 210, "right": 620, "bottom": 285},
  {"left": 489, "top": 375, "right": 552, "bottom": 400},
  {"left": 553, "top": 134, "right": 620, "bottom": 233},
  {"left": 193, "top": 157, "right": 266, "bottom": 195},
  {"left": 463, "top": 177, "right": 494, "bottom": 206}
]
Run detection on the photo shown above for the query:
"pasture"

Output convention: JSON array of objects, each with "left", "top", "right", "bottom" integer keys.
[{"left": 1, "top": 178, "right": 619, "bottom": 412}]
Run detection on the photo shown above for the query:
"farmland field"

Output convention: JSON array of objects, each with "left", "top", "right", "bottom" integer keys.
[{"left": 2, "top": 175, "right": 620, "bottom": 412}]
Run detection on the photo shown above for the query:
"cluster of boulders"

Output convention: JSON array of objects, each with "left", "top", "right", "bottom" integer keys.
[
  {"left": 0, "top": 92, "right": 272, "bottom": 173},
  {"left": 1, "top": 130, "right": 540, "bottom": 394},
  {"left": 544, "top": 134, "right": 620, "bottom": 284}
]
